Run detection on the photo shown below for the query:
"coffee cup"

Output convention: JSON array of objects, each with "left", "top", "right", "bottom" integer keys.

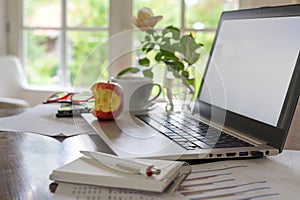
[{"left": 111, "top": 77, "right": 162, "bottom": 111}]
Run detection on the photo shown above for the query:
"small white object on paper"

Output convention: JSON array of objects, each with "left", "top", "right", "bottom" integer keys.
[
  {"left": 179, "top": 150, "right": 300, "bottom": 200},
  {"left": 0, "top": 104, "right": 95, "bottom": 136},
  {"left": 53, "top": 183, "right": 187, "bottom": 200}
]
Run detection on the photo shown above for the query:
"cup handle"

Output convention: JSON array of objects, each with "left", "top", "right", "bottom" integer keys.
[{"left": 148, "top": 83, "right": 162, "bottom": 103}]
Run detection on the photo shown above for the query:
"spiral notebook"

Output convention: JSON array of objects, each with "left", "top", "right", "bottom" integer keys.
[{"left": 49, "top": 156, "right": 191, "bottom": 194}]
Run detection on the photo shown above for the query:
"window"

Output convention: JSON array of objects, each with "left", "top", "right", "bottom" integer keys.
[
  {"left": 22, "top": 0, "right": 110, "bottom": 88},
  {"left": 134, "top": 0, "right": 238, "bottom": 51},
  {"left": 8, "top": 0, "right": 238, "bottom": 89}
]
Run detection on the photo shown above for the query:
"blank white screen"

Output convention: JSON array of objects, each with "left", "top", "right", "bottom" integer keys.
[{"left": 199, "top": 16, "right": 300, "bottom": 126}]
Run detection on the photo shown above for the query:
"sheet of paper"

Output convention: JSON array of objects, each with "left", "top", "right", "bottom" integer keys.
[
  {"left": 53, "top": 183, "right": 187, "bottom": 200},
  {"left": 179, "top": 150, "right": 300, "bottom": 200},
  {"left": 0, "top": 104, "right": 95, "bottom": 136}
]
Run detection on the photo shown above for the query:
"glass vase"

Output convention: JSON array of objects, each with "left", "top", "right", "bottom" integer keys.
[{"left": 163, "top": 66, "right": 194, "bottom": 112}]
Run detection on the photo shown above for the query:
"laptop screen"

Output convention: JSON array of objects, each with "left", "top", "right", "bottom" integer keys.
[{"left": 199, "top": 15, "right": 300, "bottom": 127}]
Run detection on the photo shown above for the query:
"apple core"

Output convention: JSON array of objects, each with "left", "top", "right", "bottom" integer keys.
[{"left": 94, "top": 89, "right": 121, "bottom": 112}]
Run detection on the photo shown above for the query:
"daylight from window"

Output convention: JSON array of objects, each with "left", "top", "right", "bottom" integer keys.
[{"left": 22, "top": 0, "right": 238, "bottom": 88}]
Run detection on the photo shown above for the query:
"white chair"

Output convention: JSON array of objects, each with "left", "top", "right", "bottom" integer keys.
[
  {"left": 0, "top": 55, "right": 69, "bottom": 108},
  {"left": 0, "top": 55, "right": 30, "bottom": 108}
]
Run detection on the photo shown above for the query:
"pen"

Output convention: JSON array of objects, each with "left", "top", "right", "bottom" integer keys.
[{"left": 80, "top": 151, "right": 161, "bottom": 177}]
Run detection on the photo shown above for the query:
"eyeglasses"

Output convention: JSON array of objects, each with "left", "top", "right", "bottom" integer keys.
[{"left": 44, "top": 92, "right": 94, "bottom": 104}]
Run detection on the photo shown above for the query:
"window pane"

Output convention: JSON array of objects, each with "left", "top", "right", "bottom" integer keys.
[
  {"left": 185, "top": 0, "right": 238, "bottom": 29},
  {"left": 24, "top": 30, "right": 61, "bottom": 86},
  {"left": 67, "top": 0, "right": 109, "bottom": 27},
  {"left": 193, "top": 31, "right": 215, "bottom": 52},
  {"left": 68, "top": 31, "right": 109, "bottom": 88},
  {"left": 24, "top": 0, "right": 61, "bottom": 28},
  {"left": 133, "top": 0, "right": 180, "bottom": 28}
]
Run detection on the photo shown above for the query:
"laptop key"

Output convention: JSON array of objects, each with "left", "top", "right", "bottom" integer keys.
[
  {"left": 136, "top": 113, "right": 254, "bottom": 150},
  {"left": 193, "top": 141, "right": 211, "bottom": 149}
]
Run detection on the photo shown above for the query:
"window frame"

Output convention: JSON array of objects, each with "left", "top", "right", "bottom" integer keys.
[
  {"left": 7, "top": 0, "right": 242, "bottom": 89},
  {"left": 7, "top": 0, "right": 132, "bottom": 89}
]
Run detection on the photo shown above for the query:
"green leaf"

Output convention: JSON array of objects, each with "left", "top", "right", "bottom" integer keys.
[
  {"left": 154, "top": 35, "right": 161, "bottom": 41},
  {"left": 161, "top": 37, "right": 171, "bottom": 45},
  {"left": 160, "top": 43, "right": 177, "bottom": 58},
  {"left": 142, "top": 43, "right": 151, "bottom": 52},
  {"left": 187, "top": 78, "right": 195, "bottom": 86},
  {"left": 179, "top": 35, "right": 202, "bottom": 64},
  {"left": 165, "top": 60, "right": 175, "bottom": 66},
  {"left": 160, "top": 49, "right": 175, "bottom": 58},
  {"left": 145, "top": 35, "right": 151, "bottom": 41},
  {"left": 117, "top": 67, "right": 140, "bottom": 77},
  {"left": 145, "top": 43, "right": 155, "bottom": 53},
  {"left": 155, "top": 53, "right": 162, "bottom": 62},
  {"left": 143, "top": 69, "right": 153, "bottom": 78},
  {"left": 186, "top": 52, "right": 200, "bottom": 65},
  {"left": 182, "top": 70, "right": 189, "bottom": 78},
  {"left": 173, "top": 61, "right": 184, "bottom": 71},
  {"left": 142, "top": 43, "right": 155, "bottom": 53},
  {"left": 180, "top": 35, "right": 191, "bottom": 46},
  {"left": 162, "top": 25, "right": 180, "bottom": 40},
  {"left": 173, "top": 70, "right": 180, "bottom": 78},
  {"left": 138, "top": 57, "right": 150, "bottom": 67}
]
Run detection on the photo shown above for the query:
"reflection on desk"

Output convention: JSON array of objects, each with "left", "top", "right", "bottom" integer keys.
[{"left": 0, "top": 131, "right": 113, "bottom": 200}]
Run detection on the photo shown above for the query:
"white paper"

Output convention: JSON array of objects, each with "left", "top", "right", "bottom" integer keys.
[
  {"left": 53, "top": 183, "right": 187, "bottom": 200},
  {"left": 52, "top": 150, "right": 300, "bottom": 200},
  {"left": 0, "top": 104, "right": 95, "bottom": 136},
  {"left": 180, "top": 150, "right": 300, "bottom": 200}
]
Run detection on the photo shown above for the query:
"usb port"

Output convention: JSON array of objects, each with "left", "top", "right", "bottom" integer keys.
[
  {"left": 239, "top": 151, "right": 249, "bottom": 156},
  {"left": 251, "top": 151, "right": 264, "bottom": 158}
]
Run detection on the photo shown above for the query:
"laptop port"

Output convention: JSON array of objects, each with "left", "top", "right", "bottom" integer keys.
[
  {"left": 217, "top": 154, "right": 222, "bottom": 157},
  {"left": 251, "top": 151, "right": 264, "bottom": 158},
  {"left": 226, "top": 152, "right": 236, "bottom": 157},
  {"left": 239, "top": 151, "right": 249, "bottom": 156}
]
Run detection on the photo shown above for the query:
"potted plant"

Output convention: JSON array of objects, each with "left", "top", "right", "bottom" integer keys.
[{"left": 117, "top": 7, "right": 204, "bottom": 111}]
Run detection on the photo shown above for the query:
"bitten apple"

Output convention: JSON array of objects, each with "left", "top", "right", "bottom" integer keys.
[{"left": 91, "top": 81, "right": 124, "bottom": 120}]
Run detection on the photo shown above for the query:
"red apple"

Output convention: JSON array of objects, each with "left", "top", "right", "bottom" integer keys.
[{"left": 90, "top": 81, "right": 124, "bottom": 120}]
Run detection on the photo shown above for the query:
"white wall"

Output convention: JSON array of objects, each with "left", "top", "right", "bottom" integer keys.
[{"left": 0, "top": 0, "right": 7, "bottom": 55}]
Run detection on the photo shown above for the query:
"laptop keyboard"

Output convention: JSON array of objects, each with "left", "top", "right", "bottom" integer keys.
[{"left": 136, "top": 113, "right": 254, "bottom": 150}]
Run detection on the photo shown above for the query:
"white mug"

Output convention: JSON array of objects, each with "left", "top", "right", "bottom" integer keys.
[{"left": 111, "top": 77, "right": 162, "bottom": 111}]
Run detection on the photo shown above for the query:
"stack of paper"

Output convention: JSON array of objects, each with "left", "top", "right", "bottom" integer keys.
[
  {"left": 49, "top": 154, "right": 191, "bottom": 193},
  {"left": 0, "top": 104, "right": 94, "bottom": 136},
  {"left": 179, "top": 150, "right": 300, "bottom": 200}
]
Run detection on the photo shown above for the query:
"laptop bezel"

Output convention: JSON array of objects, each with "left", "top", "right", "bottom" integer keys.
[{"left": 193, "top": 4, "right": 300, "bottom": 152}]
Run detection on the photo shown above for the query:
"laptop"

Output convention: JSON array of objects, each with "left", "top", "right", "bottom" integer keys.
[{"left": 83, "top": 4, "right": 300, "bottom": 160}]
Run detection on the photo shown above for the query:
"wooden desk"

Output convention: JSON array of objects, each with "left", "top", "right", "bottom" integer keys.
[
  {"left": 0, "top": 108, "right": 114, "bottom": 199},
  {"left": 0, "top": 131, "right": 114, "bottom": 200},
  {"left": 0, "top": 106, "right": 299, "bottom": 200}
]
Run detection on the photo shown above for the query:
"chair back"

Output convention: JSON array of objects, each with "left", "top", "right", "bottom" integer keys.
[{"left": 0, "top": 55, "right": 27, "bottom": 98}]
